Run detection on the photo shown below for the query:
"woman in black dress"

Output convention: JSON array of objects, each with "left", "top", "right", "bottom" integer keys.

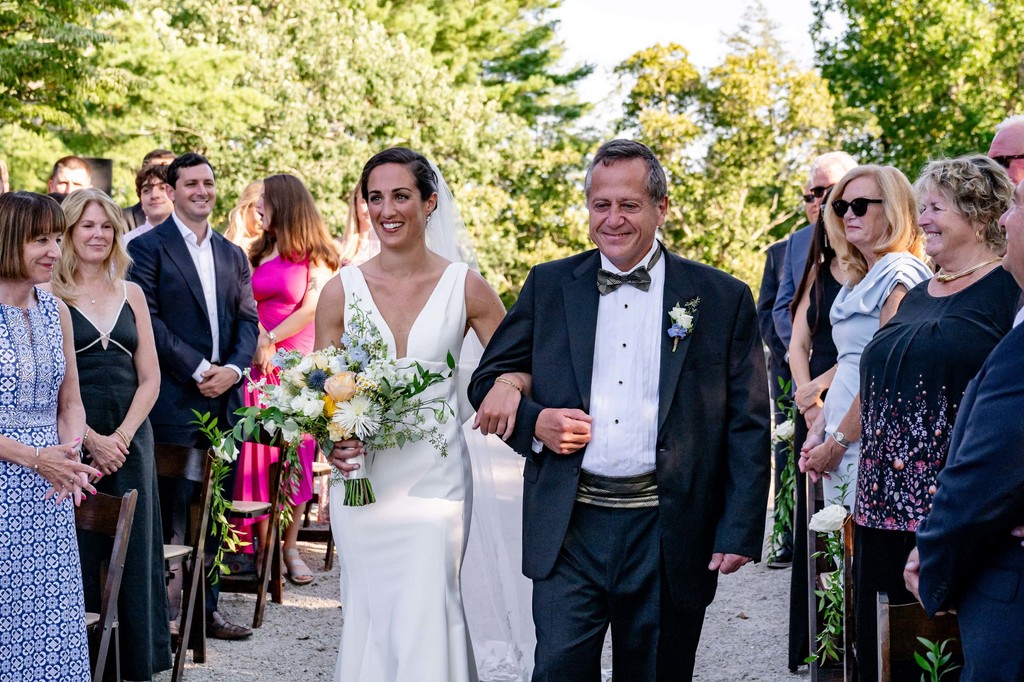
[
  {"left": 785, "top": 196, "right": 844, "bottom": 671},
  {"left": 853, "top": 156, "right": 1020, "bottom": 681},
  {"left": 54, "top": 189, "right": 171, "bottom": 681}
]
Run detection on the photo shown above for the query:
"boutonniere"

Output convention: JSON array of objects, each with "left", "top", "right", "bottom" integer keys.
[{"left": 667, "top": 297, "right": 700, "bottom": 352}]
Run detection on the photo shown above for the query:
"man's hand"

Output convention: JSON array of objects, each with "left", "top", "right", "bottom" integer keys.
[
  {"left": 903, "top": 547, "right": 922, "bottom": 603},
  {"left": 709, "top": 553, "right": 751, "bottom": 575},
  {"left": 327, "top": 439, "right": 365, "bottom": 477},
  {"left": 535, "top": 408, "right": 592, "bottom": 455},
  {"left": 197, "top": 365, "right": 238, "bottom": 398}
]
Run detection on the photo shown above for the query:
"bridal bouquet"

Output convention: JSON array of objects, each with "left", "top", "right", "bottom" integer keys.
[{"left": 234, "top": 297, "right": 455, "bottom": 506}]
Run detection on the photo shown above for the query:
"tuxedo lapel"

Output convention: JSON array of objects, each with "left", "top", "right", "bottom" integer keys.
[
  {"left": 658, "top": 252, "right": 699, "bottom": 432},
  {"left": 564, "top": 253, "right": 601, "bottom": 412},
  {"left": 158, "top": 220, "right": 210, "bottom": 320}
]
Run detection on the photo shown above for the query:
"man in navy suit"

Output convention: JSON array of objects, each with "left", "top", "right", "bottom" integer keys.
[
  {"left": 904, "top": 179, "right": 1024, "bottom": 681},
  {"left": 470, "top": 140, "right": 770, "bottom": 681},
  {"left": 771, "top": 152, "right": 857, "bottom": 352},
  {"left": 128, "top": 152, "right": 259, "bottom": 640}
]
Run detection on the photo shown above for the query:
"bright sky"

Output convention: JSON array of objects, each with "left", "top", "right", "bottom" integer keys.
[{"left": 552, "top": 0, "right": 817, "bottom": 125}]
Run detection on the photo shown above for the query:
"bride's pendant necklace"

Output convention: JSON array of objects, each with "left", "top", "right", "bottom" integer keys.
[{"left": 935, "top": 257, "right": 1002, "bottom": 283}]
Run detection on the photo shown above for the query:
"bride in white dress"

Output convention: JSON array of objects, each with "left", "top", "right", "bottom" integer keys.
[{"left": 315, "top": 148, "right": 532, "bottom": 681}]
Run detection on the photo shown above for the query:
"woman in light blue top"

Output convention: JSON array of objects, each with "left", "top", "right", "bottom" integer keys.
[{"left": 799, "top": 165, "right": 931, "bottom": 504}]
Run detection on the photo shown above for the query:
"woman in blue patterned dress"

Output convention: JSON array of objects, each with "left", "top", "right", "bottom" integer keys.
[{"left": 0, "top": 191, "right": 100, "bottom": 681}]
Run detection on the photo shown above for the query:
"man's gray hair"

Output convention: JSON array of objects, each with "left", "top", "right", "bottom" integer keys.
[
  {"left": 584, "top": 139, "right": 667, "bottom": 202},
  {"left": 808, "top": 151, "right": 858, "bottom": 179},
  {"left": 995, "top": 114, "right": 1024, "bottom": 132}
]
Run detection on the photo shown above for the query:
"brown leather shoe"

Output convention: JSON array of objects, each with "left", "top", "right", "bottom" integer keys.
[{"left": 206, "top": 610, "right": 252, "bottom": 640}]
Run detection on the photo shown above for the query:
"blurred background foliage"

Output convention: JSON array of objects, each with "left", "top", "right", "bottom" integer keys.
[{"left": 2, "top": 0, "right": 1023, "bottom": 302}]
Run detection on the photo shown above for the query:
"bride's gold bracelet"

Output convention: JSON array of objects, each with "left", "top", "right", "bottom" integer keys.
[{"left": 495, "top": 377, "right": 522, "bottom": 393}]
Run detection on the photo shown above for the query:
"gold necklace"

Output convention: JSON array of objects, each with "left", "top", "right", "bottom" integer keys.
[{"left": 935, "top": 257, "right": 1002, "bottom": 283}]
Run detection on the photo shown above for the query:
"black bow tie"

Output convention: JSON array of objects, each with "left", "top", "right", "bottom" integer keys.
[{"left": 596, "top": 247, "right": 662, "bottom": 295}]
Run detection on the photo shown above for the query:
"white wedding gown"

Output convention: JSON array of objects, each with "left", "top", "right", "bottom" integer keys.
[{"left": 330, "top": 263, "right": 533, "bottom": 681}]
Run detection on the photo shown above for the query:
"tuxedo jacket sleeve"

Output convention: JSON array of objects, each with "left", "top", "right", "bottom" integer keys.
[
  {"left": 916, "top": 323, "right": 1024, "bottom": 616},
  {"left": 469, "top": 265, "right": 547, "bottom": 459}
]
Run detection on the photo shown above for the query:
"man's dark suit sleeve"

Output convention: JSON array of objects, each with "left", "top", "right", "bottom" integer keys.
[
  {"left": 756, "top": 243, "right": 787, "bottom": 362},
  {"left": 917, "top": 331, "right": 1024, "bottom": 616},
  {"left": 469, "top": 267, "right": 545, "bottom": 458},
  {"left": 772, "top": 235, "right": 799, "bottom": 350},
  {"left": 223, "top": 245, "right": 259, "bottom": 374},
  {"left": 715, "top": 285, "right": 772, "bottom": 558},
  {"left": 127, "top": 237, "right": 206, "bottom": 381}
]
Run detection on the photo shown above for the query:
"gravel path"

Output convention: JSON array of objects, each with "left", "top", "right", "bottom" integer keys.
[{"left": 155, "top": 512, "right": 805, "bottom": 681}]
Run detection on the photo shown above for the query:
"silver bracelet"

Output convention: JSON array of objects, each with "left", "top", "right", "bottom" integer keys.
[{"left": 33, "top": 446, "right": 40, "bottom": 473}]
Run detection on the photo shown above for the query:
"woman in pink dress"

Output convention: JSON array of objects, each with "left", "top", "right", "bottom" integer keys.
[{"left": 233, "top": 173, "right": 341, "bottom": 584}]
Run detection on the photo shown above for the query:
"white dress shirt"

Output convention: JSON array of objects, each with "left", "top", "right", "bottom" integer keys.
[
  {"left": 1015, "top": 305, "right": 1024, "bottom": 329},
  {"left": 171, "top": 213, "right": 241, "bottom": 383},
  {"left": 582, "top": 241, "right": 664, "bottom": 477}
]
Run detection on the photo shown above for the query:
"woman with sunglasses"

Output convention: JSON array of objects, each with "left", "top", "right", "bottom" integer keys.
[
  {"left": 799, "top": 165, "right": 931, "bottom": 504},
  {"left": 851, "top": 157, "right": 1019, "bottom": 681}
]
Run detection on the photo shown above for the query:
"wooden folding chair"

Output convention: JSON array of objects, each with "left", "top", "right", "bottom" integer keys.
[
  {"left": 298, "top": 455, "right": 335, "bottom": 570},
  {"left": 76, "top": 489, "right": 139, "bottom": 682},
  {"left": 877, "top": 592, "right": 962, "bottom": 682},
  {"left": 155, "top": 443, "right": 213, "bottom": 682},
  {"left": 219, "top": 428, "right": 284, "bottom": 628}
]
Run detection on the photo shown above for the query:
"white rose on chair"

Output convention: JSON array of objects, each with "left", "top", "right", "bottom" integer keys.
[
  {"left": 808, "top": 504, "right": 849, "bottom": 533},
  {"left": 773, "top": 418, "right": 795, "bottom": 443}
]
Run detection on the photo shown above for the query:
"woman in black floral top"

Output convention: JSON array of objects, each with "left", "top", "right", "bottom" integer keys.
[{"left": 853, "top": 155, "right": 1021, "bottom": 681}]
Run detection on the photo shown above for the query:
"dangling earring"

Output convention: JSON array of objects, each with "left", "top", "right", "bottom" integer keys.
[
  {"left": 426, "top": 212, "right": 433, "bottom": 224},
  {"left": 976, "top": 229, "right": 984, "bottom": 243}
]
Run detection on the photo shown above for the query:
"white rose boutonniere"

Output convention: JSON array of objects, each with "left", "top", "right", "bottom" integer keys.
[{"left": 667, "top": 297, "right": 700, "bottom": 352}]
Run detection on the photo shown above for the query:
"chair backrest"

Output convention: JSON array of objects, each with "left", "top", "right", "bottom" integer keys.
[
  {"left": 154, "top": 443, "right": 214, "bottom": 682},
  {"left": 153, "top": 443, "right": 211, "bottom": 484},
  {"left": 876, "top": 592, "right": 962, "bottom": 682},
  {"left": 75, "top": 489, "right": 139, "bottom": 682}
]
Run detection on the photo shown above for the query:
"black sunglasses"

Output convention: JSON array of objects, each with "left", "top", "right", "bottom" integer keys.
[
  {"left": 802, "top": 185, "right": 833, "bottom": 203},
  {"left": 991, "top": 153, "right": 1024, "bottom": 169},
  {"left": 832, "top": 197, "right": 883, "bottom": 217}
]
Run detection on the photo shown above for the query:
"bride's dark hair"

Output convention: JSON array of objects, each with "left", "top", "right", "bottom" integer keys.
[{"left": 359, "top": 147, "right": 438, "bottom": 201}]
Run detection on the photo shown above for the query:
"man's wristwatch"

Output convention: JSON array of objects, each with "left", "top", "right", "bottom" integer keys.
[{"left": 830, "top": 431, "right": 852, "bottom": 449}]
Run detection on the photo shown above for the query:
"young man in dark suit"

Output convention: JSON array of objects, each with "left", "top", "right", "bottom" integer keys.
[
  {"left": 470, "top": 139, "right": 770, "bottom": 681},
  {"left": 128, "top": 152, "right": 259, "bottom": 640}
]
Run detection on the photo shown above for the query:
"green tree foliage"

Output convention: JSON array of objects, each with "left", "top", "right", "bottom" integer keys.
[
  {"left": 812, "top": 0, "right": 1024, "bottom": 176},
  {"left": 0, "top": 0, "right": 127, "bottom": 131},
  {"left": 0, "top": 0, "right": 593, "bottom": 303},
  {"left": 357, "top": 0, "right": 593, "bottom": 124},
  {"left": 616, "top": 3, "right": 839, "bottom": 286}
]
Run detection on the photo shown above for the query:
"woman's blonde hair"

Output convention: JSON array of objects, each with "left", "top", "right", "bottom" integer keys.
[
  {"left": 337, "top": 182, "right": 370, "bottom": 261},
  {"left": 913, "top": 155, "right": 1014, "bottom": 254},
  {"left": 224, "top": 180, "right": 263, "bottom": 247},
  {"left": 823, "top": 165, "right": 925, "bottom": 285},
  {"left": 52, "top": 189, "right": 131, "bottom": 304}
]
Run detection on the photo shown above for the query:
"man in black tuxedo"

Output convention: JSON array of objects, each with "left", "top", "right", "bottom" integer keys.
[
  {"left": 128, "top": 152, "right": 259, "bottom": 640},
  {"left": 905, "top": 179, "right": 1024, "bottom": 681},
  {"left": 470, "top": 140, "right": 770, "bottom": 681}
]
